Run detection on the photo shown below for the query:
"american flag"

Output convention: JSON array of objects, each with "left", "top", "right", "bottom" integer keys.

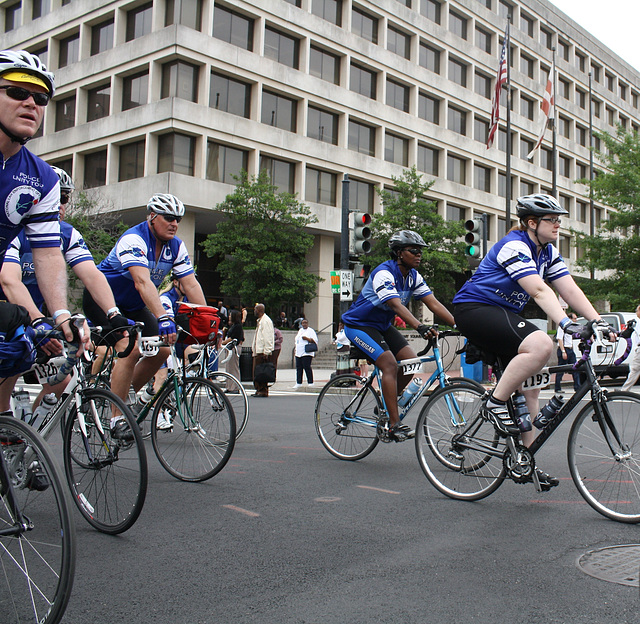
[
  {"left": 487, "top": 28, "right": 509, "bottom": 149},
  {"left": 527, "top": 65, "right": 555, "bottom": 159}
]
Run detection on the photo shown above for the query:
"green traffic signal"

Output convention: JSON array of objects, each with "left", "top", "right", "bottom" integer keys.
[{"left": 464, "top": 218, "right": 484, "bottom": 259}]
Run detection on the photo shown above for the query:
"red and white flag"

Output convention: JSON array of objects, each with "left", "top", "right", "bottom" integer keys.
[
  {"left": 528, "top": 65, "right": 555, "bottom": 159},
  {"left": 487, "top": 28, "right": 509, "bottom": 149}
]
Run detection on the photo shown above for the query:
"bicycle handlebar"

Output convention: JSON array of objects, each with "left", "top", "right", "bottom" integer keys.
[
  {"left": 34, "top": 314, "right": 86, "bottom": 386},
  {"left": 416, "top": 329, "right": 460, "bottom": 357},
  {"left": 116, "top": 322, "right": 144, "bottom": 358}
]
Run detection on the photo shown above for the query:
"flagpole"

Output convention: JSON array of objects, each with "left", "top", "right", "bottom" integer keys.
[
  {"left": 588, "top": 71, "right": 594, "bottom": 280},
  {"left": 551, "top": 48, "right": 557, "bottom": 197},
  {"left": 505, "top": 17, "right": 512, "bottom": 226}
]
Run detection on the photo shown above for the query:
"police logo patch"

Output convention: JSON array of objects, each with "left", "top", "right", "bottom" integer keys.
[{"left": 5, "top": 186, "right": 40, "bottom": 224}]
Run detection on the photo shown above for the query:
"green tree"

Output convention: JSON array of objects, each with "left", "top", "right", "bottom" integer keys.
[
  {"left": 201, "top": 170, "right": 321, "bottom": 311},
  {"left": 574, "top": 127, "right": 640, "bottom": 309},
  {"left": 366, "top": 167, "right": 467, "bottom": 302}
]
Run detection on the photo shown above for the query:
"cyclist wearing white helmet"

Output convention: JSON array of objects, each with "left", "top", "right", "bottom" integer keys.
[
  {"left": 342, "top": 230, "right": 455, "bottom": 442},
  {"left": 83, "top": 194, "right": 206, "bottom": 439},
  {"left": 453, "top": 194, "right": 615, "bottom": 489},
  {"left": 0, "top": 49, "right": 89, "bottom": 414}
]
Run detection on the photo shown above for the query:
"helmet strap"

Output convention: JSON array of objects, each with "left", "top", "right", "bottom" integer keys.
[{"left": 0, "top": 120, "right": 30, "bottom": 145}]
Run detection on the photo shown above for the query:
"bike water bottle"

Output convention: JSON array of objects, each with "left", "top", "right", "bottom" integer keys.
[
  {"left": 398, "top": 377, "right": 423, "bottom": 407},
  {"left": 12, "top": 387, "right": 31, "bottom": 423},
  {"left": 533, "top": 393, "right": 565, "bottom": 429},
  {"left": 513, "top": 392, "right": 532, "bottom": 432},
  {"left": 30, "top": 393, "right": 57, "bottom": 430}
]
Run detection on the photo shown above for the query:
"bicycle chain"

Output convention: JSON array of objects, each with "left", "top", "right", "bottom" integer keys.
[{"left": 503, "top": 443, "right": 535, "bottom": 483}]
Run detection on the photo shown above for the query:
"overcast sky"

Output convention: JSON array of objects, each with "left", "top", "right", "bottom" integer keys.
[{"left": 548, "top": 1, "right": 640, "bottom": 72}]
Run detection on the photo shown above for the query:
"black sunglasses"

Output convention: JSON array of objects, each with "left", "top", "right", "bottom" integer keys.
[
  {"left": 0, "top": 85, "right": 50, "bottom": 106},
  {"left": 60, "top": 193, "right": 70, "bottom": 205},
  {"left": 161, "top": 214, "right": 182, "bottom": 224},
  {"left": 403, "top": 247, "right": 423, "bottom": 256}
]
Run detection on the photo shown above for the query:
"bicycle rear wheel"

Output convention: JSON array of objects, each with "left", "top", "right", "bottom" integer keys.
[
  {"left": 63, "top": 388, "right": 148, "bottom": 534},
  {"left": 208, "top": 371, "right": 249, "bottom": 437},
  {"left": 0, "top": 416, "right": 76, "bottom": 624},
  {"left": 415, "top": 383, "right": 505, "bottom": 500},
  {"left": 151, "top": 376, "right": 236, "bottom": 482},
  {"left": 568, "top": 391, "right": 640, "bottom": 523},
  {"left": 314, "top": 374, "right": 381, "bottom": 460}
]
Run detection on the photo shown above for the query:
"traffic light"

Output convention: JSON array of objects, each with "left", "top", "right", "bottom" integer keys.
[
  {"left": 464, "top": 218, "right": 484, "bottom": 259},
  {"left": 352, "top": 262, "right": 369, "bottom": 294},
  {"left": 350, "top": 212, "right": 372, "bottom": 255}
]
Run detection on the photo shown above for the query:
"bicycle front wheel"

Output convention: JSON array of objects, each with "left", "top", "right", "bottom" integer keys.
[
  {"left": 0, "top": 416, "right": 76, "bottom": 624},
  {"left": 208, "top": 371, "right": 249, "bottom": 437},
  {"left": 314, "top": 374, "right": 381, "bottom": 460},
  {"left": 568, "top": 391, "right": 640, "bottom": 523},
  {"left": 63, "top": 388, "right": 148, "bottom": 534},
  {"left": 415, "top": 383, "right": 505, "bottom": 501},
  {"left": 151, "top": 377, "right": 236, "bottom": 482}
]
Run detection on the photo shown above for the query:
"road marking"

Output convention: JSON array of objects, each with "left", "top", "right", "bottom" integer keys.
[
  {"left": 315, "top": 496, "right": 342, "bottom": 503},
  {"left": 223, "top": 504, "right": 260, "bottom": 517},
  {"left": 357, "top": 485, "right": 400, "bottom": 495}
]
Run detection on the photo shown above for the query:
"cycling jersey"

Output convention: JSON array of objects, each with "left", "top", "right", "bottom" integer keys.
[
  {"left": 342, "top": 259, "right": 432, "bottom": 331},
  {"left": 3, "top": 222, "right": 93, "bottom": 309},
  {"left": 159, "top": 286, "right": 188, "bottom": 317},
  {"left": 98, "top": 221, "right": 194, "bottom": 311},
  {"left": 0, "top": 147, "right": 61, "bottom": 259},
  {"left": 453, "top": 229, "right": 569, "bottom": 313}
]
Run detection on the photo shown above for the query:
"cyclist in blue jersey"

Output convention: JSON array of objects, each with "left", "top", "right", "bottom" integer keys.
[
  {"left": 0, "top": 50, "right": 89, "bottom": 413},
  {"left": 453, "top": 194, "right": 615, "bottom": 488},
  {"left": 342, "top": 230, "right": 455, "bottom": 442},
  {"left": 83, "top": 193, "right": 206, "bottom": 438}
]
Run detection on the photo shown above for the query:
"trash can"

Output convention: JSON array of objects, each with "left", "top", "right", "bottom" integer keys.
[
  {"left": 240, "top": 347, "right": 253, "bottom": 382},
  {"left": 460, "top": 350, "right": 483, "bottom": 382}
]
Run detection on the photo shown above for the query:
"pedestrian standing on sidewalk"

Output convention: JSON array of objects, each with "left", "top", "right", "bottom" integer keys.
[
  {"left": 252, "top": 303, "right": 274, "bottom": 397},
  {"left": 293, "top": 319, "right": 317, "bottom": 389}
]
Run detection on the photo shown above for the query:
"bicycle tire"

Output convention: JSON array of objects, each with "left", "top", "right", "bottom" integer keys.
[
  {"left": 415, "top": 383, "right": 506, "bottom": 500},
  {"left": 314, "top": 374, "right": 382, "bottom": 461},
  {"left": 208, "top": 371, "right": 249, "bottom": 437},
  {"left": 567, "top": 390, "right": 640, "bottom": 523},
  {"left": 0, "top": 415, "right": 76, "bottom": 624},
  {"left": 63, "top": 388, "right": 148, "bottom": 534},
  {"left": 151, "top": 376, "right": 236, "bottom": 482}
]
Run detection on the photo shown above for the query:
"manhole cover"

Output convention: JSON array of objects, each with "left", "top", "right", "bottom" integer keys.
[{"left": 577, "top": 545, "right": 640, "bottom": 587}]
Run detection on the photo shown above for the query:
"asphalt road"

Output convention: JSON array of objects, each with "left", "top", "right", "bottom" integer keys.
[{"left": 59, "top": 392, "right": 640, "bottom": 624}]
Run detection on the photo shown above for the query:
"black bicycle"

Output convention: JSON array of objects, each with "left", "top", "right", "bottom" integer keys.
[{"left": 415, "top": 321, "right": 640, "bottom": 523}]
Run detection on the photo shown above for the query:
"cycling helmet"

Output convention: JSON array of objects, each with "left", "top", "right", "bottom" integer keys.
[
  {"left": 147, "top": 193, "right": 185, "bottom": 217},
  {"left": 0, "top": 49, "right": 55, "bottom": 95},
  {"left": 516, "top": 194, "right": 568, "bottom": 219},
  {"left": 388, "top": 230, "right": 427, "bottom": 256},
  {"left": 50, "top": 166, "right": 75, "bottom": 193}
]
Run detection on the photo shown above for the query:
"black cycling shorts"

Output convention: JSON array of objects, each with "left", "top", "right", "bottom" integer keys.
[
  {"left": 342, "top": 323, "right": 408, "bottom": 362},
  {"left": 454, "top": 302, "right": 541, "bottom": 361}
]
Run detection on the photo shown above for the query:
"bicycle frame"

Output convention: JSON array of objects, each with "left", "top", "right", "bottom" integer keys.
[{"left": 0, "top": 446, "right": 29, "bottom": 537}]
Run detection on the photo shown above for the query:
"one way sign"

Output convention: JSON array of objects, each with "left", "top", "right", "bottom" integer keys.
[{"left": 340, "top": 270, "right": 353, "bottom": 302}]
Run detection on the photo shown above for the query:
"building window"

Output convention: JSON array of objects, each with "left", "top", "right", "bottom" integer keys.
[
  {"left": 385, "top": 133, "right": 408, "bottom": 166},
  {"left": 558, "top": 39, "right": 570, "bottom": 61},
  {"left": 447, "top": 155, "right": 466, "bottom": 184},
  {"left": 540, "top": 26, "right": 553, "bottom": 50},
  {"left": 91, "top": 18, "right": 114, "bottom": 56},
  {"left": 32, "top": 0, "right": 50, "bottom": 19},
  {"left": 498, "top": 172, "right": 513, "bottom": 198},
  {"left": 576, "top": 88, "right": 586, "bottom": 109},
  {"left": 210, "top": 72, "right": 250, "bottom": 117},
  {"left": 59, "top": 33, "right": 80, "bottom": 68},
  {"left": 558, "top": 77, "right": 571, "bottom": 100},
  {"left": 348, "top": 179, "right": 374, "bottom": 212},
  {"left": 418, "top": 92, "right": 439, "bottom": 124},
  {"left": 520, "top": 95, "right": 534, "bottom": 120},
  {"left": 161, "top": 61, "right": 198, "bottom": 102},
  {"left": 386, "top": 79, "right": 409, "bottom": 113},
  {"left": 558, "top": 115, "right": 571, "bottom": 138},
  {"left": 474, "top": 116, "right": 489, "bottom": 143},
  {"left": 260, "top": 156, "right": 295, "bottom": 194},
  {"left": 388, "top": 25, "right": 410, "bottom": 59},
  {"left": 4, "top": 2, "right": 21, "bottom": 32},
  {"left": 305, "top": 167, "right": 337, "bottom": 206},
  {"left": 84, "top": 150, "right": 107, "bottom": 188},
  {"left": 122, "top": 70, "right": 148, "bottom": 110},
  {"left": 55, "top": 95, "right": 76, "bottom": 131},
  {"left": 576, "top": 161, "right": 588, "bottom": 179},
  {"left": 213, "top": 5, "right": 254, "bottom": 51},
  {"left": 448, "top": 105, "right": 466, "bottom": 135},
  {"left": 352, "top": 7, "right": 378, "bottom": 43},
  {"left": 420, "top": 0, "right": 440, "bottom": 23},
  {"left": 620, "top": 83, "right": 628, "bottom": 101},
  {"left": 449, "top": 58, "right": 467, "bottom": 88},
  {"left": 591, "top": 63, "right": 601, "bottom": 83},
  {"left": 520, "top": 54, "right": 534, "bottom": 78},
  {"left": 87, "top": 84, "right": 110, "bottom": 121},
  {"left": 520, "top": 12, "right": 534, "bottom": 37},
  {"left": 542, "top": 147, "right": 553, "bottom": 171},
  {"left": 447, "top": 204, "right": 465, "bottom": 222},
  {"left": 166, "top": 0, "right": 202, "bottom": 30},
  {"left": 419, "top": 42, "right": 440, "bottom": 73},
  {"left": 261, "top": 90, "right": 297, "bottom": 132},
  {"left": 449, "top": 10, "right": 467, "bottom": 39},
  {"left": 498, "top": 0, "right": 513, "bottom": 19},
  {"left": 206, "top": 141, "right": 248, "bottom": 184},
  {"left": 475, "top": 26, "right": 491, "bottom": 54},
  {"left": 575, "top": 51, "right": 586, "bottom": 73},
  {"left": 520, "top": 180, "right": 534, "bottom": 196},
  {"left": 350, "top": 63, "right": 377, "bottom": 99},
  {"left": 417, "top": 144, "right": 438, "bottom": 176},
  {"left": 311, "top": 0, "right": 341, "bottom": 26},
  {"left": 559, "top": 154, "right": 571, "bottom": 177},
  {"left": 264, "top": 27, "right": 299, "bottom": 69},
  {"left": 474, "top": 71, "right": 491, "bottom": 99},
  {"left": 119, "top": 140, "right": 145, "bottom": 181},
  {"left": 576, "top": 200, "right": 587, "bottom": 223},
  {"left": 474, "top": 164, "right": 491, "bottom": 193},
  {"left": 520, "top": 137, "right": 533, "bottom": 160},
  {"left": 158, "top": 133, "right": 195, "bottom": 175},
  {"left": 309, "top": 46, "right": 340, "bottom": 84},
  {"left": 126, "top": 2, "right": 153, "bottom": 42},
  {"left": 31, "top": 45, "right": 48, "bottom": 68},
  {"left": 606, "top": 72, "right": 616, "bottom": 92},
  {"left": 307, "top": 105, "right": 338, "bottom": 144},
  {"left": 348, "top": 119, "right": 375, "bottom": 156},
  {"left": 559, "top": 235, "right": 570, "bottom": 260}
]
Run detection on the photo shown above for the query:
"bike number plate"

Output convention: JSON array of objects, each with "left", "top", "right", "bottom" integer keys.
[
  {"left": 139, "top": 338, "right": 159, "bottom": 357},
  {"left": 522, "top": 368, "right": 551, "bottom": 390},
  {"left": 401, "top": 361, "right": 423, "bottom": 375},
  {"left": 34, "top": 356, "right": 66, "bottom": 384}
]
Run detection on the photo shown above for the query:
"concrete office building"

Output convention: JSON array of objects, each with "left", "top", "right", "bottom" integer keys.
[{"left": 3, "top": 0, "right": 638, "bottom": 327}]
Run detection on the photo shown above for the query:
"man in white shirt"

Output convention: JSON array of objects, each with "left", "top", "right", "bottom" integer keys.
[{"left": 252, "top": 303, "right": 274, "bottom": 397}]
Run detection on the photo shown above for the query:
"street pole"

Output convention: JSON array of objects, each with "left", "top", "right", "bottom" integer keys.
[{"left": 340, "top": 175, "right": 350, "bottom": 316}]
